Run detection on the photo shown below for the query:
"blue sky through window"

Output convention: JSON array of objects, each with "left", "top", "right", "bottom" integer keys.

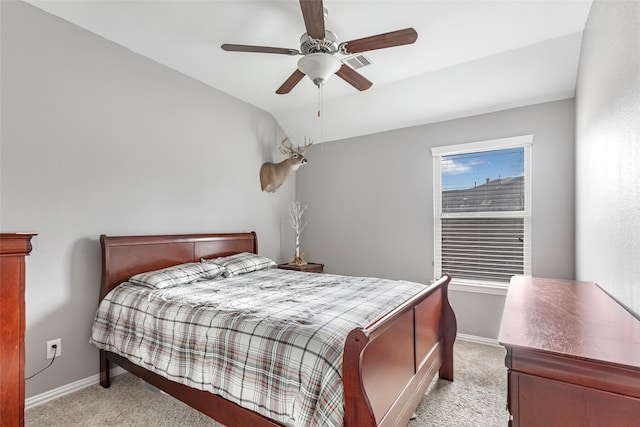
[{"left": 442, "top": 147, "right": 525, "bottom": 191}]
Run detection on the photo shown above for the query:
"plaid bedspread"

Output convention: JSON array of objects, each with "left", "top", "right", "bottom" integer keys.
[{"left": 91, "top": 269, "right": 426, "bottom": 426}]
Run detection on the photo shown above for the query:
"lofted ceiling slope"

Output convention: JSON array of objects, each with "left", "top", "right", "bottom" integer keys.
[{"left": 26, "top": 0, "right": 593, "bottom": 143}]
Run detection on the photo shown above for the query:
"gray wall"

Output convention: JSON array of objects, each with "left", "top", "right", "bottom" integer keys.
[
  {"left": 1, "top": 1, "right": 293, "bottom": 398},
  {"left": 297, "top": 99, "right": 576, "bottom": 340},
  {"left": 575, "top": 0, "right": 640, "bottom": 317}
]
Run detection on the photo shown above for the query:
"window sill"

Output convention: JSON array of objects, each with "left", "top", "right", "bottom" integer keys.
[{"left": 448, "top": 280, "right": 508, "bottom": 296}]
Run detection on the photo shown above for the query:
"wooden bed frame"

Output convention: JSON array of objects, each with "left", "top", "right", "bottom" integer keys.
[{"left": 97, "top": 232, "right": 457, "bottom": 427}]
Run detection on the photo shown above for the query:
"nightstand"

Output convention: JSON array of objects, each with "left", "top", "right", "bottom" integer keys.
[{"left": 277, "top": 262, "right": 324, "bottom": 273}]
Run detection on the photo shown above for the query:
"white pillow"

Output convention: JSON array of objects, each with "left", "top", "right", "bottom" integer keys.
[
  {"left": 203, "top": 252, "right": 276, "bottom": 277},
  {"left": 129, "top": 262, "right": 226, "bottom": 289}
]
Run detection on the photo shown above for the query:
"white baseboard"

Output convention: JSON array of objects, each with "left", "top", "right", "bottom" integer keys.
[
  {"left": 25, "top": 366, "right": 126, "bottom": 410},
  {"left": 26, "top": 334, "right": 498, "bottom": 410},
  {"left": 456, "top": 332, "right": 501, "bottom": 347}
]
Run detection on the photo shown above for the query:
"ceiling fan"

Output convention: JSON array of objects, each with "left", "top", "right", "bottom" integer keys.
[{"left": 221, "top": 0, "right": 418, "bottom": 94}]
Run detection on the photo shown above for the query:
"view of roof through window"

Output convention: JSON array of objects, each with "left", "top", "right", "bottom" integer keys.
[
  {"left": 441, "top": 148, "right": 525, "bottom": 213},
  {"left": 442, "top": 148, "right": 525, "bottom": 190}
]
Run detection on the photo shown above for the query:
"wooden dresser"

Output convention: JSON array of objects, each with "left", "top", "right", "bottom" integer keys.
[
  {"left": 499, "top": 276, "right": 640, "bottom": 426},
  {"left": 0, "top": 233, "right": 36, "bottom": 427}
]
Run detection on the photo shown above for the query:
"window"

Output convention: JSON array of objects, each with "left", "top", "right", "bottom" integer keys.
[{"left": 432, "top": 135, "right": 532, "bottom": 288}]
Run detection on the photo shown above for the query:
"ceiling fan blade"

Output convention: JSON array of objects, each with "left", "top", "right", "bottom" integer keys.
[
  {"left": 221, "top": 44, "right": 299, "bottom": 55},
  {"left": 276, "top": 69, "right": 306, "bottom": 94},
  {"left": 335, "top": 65, "right": 372, "bottom": 91},
  {"left": 340, "top": 28, "right": 418, "bottom": 54},
  {"left": 299, "top": 0, "right": 325, "bottom": 40}
]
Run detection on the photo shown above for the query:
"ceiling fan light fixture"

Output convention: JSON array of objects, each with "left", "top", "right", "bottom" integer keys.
[{"left": 297, "top": 53, "right": 341, "bottom": 88}]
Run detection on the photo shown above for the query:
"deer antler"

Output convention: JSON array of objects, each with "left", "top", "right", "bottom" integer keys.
[
  {"left": 279, "top": 134, "right": 296, "bottom": 156},
  {"left": 296, "top": 136, "right": 313, "bottom": 154},
  {"left": 279, "top": 134, "right": 313, "bottom": 156}
]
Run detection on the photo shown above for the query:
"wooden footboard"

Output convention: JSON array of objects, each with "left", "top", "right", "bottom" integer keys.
[
  {"left": 342, "top": 273, "right": 456, "bottom": 427},
  {"left": 97, "top": 233, "right": 456, "bottom": 427}
]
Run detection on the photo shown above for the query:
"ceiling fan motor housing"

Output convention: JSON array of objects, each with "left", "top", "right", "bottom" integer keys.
[{"left": 300, "top": 30, "right": 339, "bottom": 54}]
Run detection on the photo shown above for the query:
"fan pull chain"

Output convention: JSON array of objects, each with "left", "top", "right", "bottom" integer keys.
[{"left": 317, "top": 85, "right": 324, "bottom": 142}]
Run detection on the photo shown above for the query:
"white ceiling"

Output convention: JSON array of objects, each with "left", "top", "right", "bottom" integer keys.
[{"left": 27, "top": 0, "right": 593, "bottom": 143}]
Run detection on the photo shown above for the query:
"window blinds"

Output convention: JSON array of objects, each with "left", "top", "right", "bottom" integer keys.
[
  {"left": 441, "top": 217, "right": 526, "bottom": 283},
  {"left": 433, "top": 135, "right": 532, "bottom": 286}
]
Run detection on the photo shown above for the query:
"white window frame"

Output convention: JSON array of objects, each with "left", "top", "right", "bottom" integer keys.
[{"left": 432, "top": 135, "right": 532, "bottom": 294}]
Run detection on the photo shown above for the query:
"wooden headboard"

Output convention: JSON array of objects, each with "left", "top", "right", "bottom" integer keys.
[{"left": 99, "top": 232, "right": 257, "bottom": 300}]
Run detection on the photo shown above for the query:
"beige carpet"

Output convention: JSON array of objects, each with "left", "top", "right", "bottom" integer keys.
[{"left": 26, "top": 340, "right": 507, "bottom": 426}]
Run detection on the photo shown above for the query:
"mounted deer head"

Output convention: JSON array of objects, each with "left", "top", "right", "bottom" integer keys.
[{"left": 260, "top": 135, "right": 313, "bottom": 193}]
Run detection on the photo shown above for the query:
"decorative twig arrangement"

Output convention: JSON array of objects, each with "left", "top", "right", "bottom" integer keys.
[{"left": 289, "top": 200, "right": 308, "bottom": 266}]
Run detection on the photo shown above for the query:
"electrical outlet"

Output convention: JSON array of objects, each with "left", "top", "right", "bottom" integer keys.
[{"left": 46, "top": 338, "right": 62, "bottom": 360}]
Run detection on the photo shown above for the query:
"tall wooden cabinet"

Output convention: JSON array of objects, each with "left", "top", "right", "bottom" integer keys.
[
  {"left": 499, "top": 276, "right": 640, "bottom": 426},
  {"left": 0, "top": 233, "right": 36, "bottom": 427}
]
